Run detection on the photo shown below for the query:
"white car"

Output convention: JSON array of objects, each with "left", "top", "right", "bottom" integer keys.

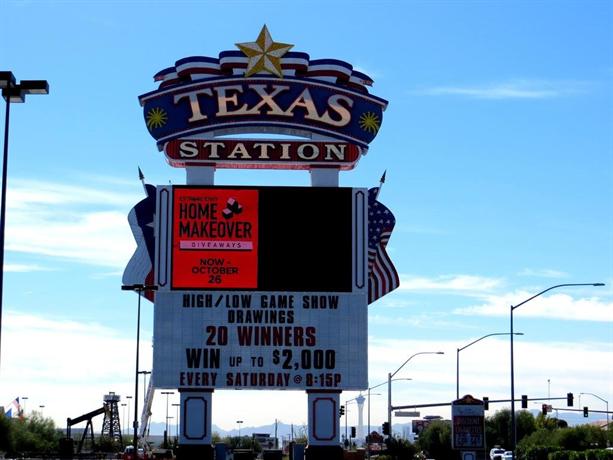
[
  {"left": 490, "top": 447, "right": 505, "bottom": 460},
  {"left": 503, "top": 452, "right": 514, "bottom": 460}
]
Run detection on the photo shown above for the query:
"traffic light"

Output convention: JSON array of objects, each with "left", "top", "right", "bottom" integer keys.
[
  {"left": 567, "top": 393, "right": 574, "bottom": 407},
  {"left": 351, "top": 426, "right": 356, "bottom": 438},
  {"left": 483, "top": 397, "right": 489, "bottom": 410},
  {"left": 339, "top": 405, "right": 345, "bottom": 417},
  {"left": 382, "top": 422, "right": 390, "bottom": 435},
  {"left": 583, "top": 406, "right": 589, "bottom": 418},
  {"left": 521, "top": 395, "right": 528, "bottom": 409},
  {"left": 541, "top": 404, "right": 548, "bottom": 416}
]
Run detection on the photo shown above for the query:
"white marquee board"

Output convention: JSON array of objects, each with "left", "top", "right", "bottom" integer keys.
[{"left": 152, "top": 186, "right": 368, "bottom": 390}]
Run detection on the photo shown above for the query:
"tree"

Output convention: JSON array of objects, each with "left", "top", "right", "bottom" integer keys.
[
  {"left": 384, "top": 436, "right": 418, "bottom": 460},
  {"left": 486, "top": 409, "right": 536, "bottom": 449},
  {"left": 417, "top": 420, "right": 452, "bottom": 460},
  {"left": 1, "top": 413, "right": 61, "bottom": 455}
]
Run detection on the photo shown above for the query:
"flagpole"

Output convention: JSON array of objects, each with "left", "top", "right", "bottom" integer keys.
[{"left": 374, "top": 170, "right": 386, "bottom": 200}]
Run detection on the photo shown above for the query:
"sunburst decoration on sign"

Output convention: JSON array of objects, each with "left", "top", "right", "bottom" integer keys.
[
  {"left": 236, "top": 25, "right": 293, "bottom": 78},
  {"left": 146, "top": 107, "right": 168, "bottom": 130},
  {"left": 359, "top": 112, "right": 380, "bottom": 134}
]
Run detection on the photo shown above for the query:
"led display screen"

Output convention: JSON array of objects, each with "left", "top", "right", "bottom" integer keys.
[{"left": 168, "top": 186, "right": 353, "bottom": 292}]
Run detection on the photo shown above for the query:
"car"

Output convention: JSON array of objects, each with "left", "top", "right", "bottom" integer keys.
[
  {"left": 123, "top": 446, "right": 137, "bottom": 460},
  {"left": 123, "top": 446, "right": 149, "bottom": 460},
  {"left": 503, "top": 452, "right": 514, "bottom": 460},
  {"left": 489, "top": 447, "right": 505, "bottom": 460}
]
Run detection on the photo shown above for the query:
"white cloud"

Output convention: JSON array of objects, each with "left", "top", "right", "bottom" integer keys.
[
  {"left": 1, "top": 311, "right": 611, "bottom": 432},
  {"left": 518, "top": 268, "right": 569, "bottom": 279},
  {"left": 363, "top": 337, "right": 612, "bottom": 423},
  {"left": 4, "top": 263, "right": 55, "bottom": 272},
  {"left": 455, "top": 291, "right": 612, "bottom": 322},
  {"left": 413, "top": 79, "right": 590, "bottom": 100},
  {"left": 399, "top": 274, "right": 502, "bottom": 294},
  {"left": 5, "top": 178, "right": 141, "bottom": 269},
  {"left": 0, "top": 310, "right": 150, "bottom": 428}
]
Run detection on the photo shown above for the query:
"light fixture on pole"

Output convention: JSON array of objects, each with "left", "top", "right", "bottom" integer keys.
[
  {"left": 21, "top": 396, "right": 28, "bottom": 415},
  {"left": 38, "top": 405, "right": 45, "bottom": 416},
  {"left": 138, "top": 370, "right": 151, "bottom": 401},
  {"left": 236, "top": 420, "right": 243, "bottom": 438},
  {"left": 0, "top": 72, "right": 49, "bottom": 375},
  {"left": 457, "top": 332, "right": 524, "bottom": 399},
  {"left": 172, "top": 403, "right": 180, "bottom": 439},
  {"left": 580, "top": 392, "right": 609, "bottom": 445},
  {"left": 509, "top": 283, "right": 604, "bottom": 459},
  {"left": 161, "top": 391, "right": 175, "bottom": 448},
  {"left": 387, "top": 352, "right": 444, "bottom": 436},
  {"left": 366, "top": 378, "right": 410, "bottom": 458},
  {"left": 342, "top": 396, "right": 366, "bottom": 445},
  {"left": 122, "top": 283, "right": 158, "bottom": 449},
  {"left": 121, "top": 403, "right": 127, "bottom": 433},
  {"left": 126, "top": 395, "right": 133, "bottom": 434}
]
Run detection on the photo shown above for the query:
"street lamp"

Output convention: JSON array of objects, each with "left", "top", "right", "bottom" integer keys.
[
  {"left": 121, "top": 403, "right": 127, "bottom": 433},
  {"left": 161, "top": 391, "right": 175, "bottom": 448},
  {"left": 172, "top": 403, "right": 180, "bottom": 439},
  {"left": 122, "top": 283, "right": 158, "bottom": 448},
  {"left": 0, "top": 72, "right": 49, "bottom": 374},
  {"left": 509, "top": 283, "right": 604, "bottom": 459},
  {"left": 38, "top": 405, "right": 44, "bottom": 416},
  {"left": 21, "top": 396, "right": 28, "bottom": 415},
  {"left": 457, "top": 332, "right": 524, "bottom": 399},
  {"left": 343, "top": 395, "right": 373, "bottom": 445},
  {"left": 366, "top": 378, "right": 411, "bottom": 449},
  {"left": 138, "top": 370, "right": 151, "bottom": 401},
  {"left": 580, "top": 392, "right": 609, "bottom": 444},
  {"left": 236, "top": 420, "right": 243, "bottom": 438},
  {"left": 388, "top": 352, "right": 444, "bottom": 435}
]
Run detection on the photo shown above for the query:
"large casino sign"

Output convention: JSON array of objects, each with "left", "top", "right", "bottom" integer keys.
[
  {"left": 139, "top": 25, "right": 388, "bottom": 170},
  {"left": 125, "top": 26, "right": 398, "bottom": 394}
]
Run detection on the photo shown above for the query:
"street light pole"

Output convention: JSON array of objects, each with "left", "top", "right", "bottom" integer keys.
[
  {"left": 456, "top": 332, "right": 524, "bottom": 399},
  {"left": 172, "top": 403, "right": 180, "bottom": 439},
  {"left": 121, "top": 403, "right": 127, "bottom": 433},
  {"left": 366, "top": 380, "right": 410, "bottom": 450},
  {"left": 387, "top": 351, "right": 444, "bottom": 437},
  {"left": 237, "top": 420, "right": 243, "bottom": 438},
  {"left": 21, "top": 396, "right": 28, "bottom": 415},
  {"left": 0, "top": 72, "right": 49, "bottom": 375},
  {"left": 161, "top": 391, "right": 174, "bottom": 448},
  {"left": 510, "top": 283, "right": 604, "bottom": 459},
  {"left": 122, "top": 284, "right": 158, "bottom": 449}
]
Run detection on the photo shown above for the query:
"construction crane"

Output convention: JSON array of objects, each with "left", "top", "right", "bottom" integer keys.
[{"left": 138, "top": 380, "right": 155, "bottom": 449}]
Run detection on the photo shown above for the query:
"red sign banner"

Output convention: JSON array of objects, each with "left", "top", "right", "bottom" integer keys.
[
  {"left": 164, "top": 139, "right": 361, "bottom": 170},
  {"left": 171, "top": 188, "right": 259, "bottom": 289}
]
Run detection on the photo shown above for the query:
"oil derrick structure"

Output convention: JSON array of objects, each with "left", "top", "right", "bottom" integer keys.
[{"left": 101, "top": 392, "right": 123, "bottom": 447}]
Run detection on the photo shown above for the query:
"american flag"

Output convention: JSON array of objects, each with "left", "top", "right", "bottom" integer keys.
[
  {"left": 4, "top": 397, "right": 21, "bottom": 418},
  {"left": 368, "top": 187, "right": 400, "bottom": 304}
]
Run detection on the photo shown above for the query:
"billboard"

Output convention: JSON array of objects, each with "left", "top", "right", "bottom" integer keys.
[
  {"left": 152, "top": 186, "right": 368, "bottom": 390},
  {"left": 452, "top": 395, "right": 485, "bottom": 450}
]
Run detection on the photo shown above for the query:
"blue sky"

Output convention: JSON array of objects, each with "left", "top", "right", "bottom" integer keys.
[{"left": 1, "top": 0, "right": 611, "bottom": 436}]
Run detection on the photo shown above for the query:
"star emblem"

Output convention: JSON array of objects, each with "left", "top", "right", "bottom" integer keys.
[{"left": 236, "top": 25, "right": 293, "bottom": 78}]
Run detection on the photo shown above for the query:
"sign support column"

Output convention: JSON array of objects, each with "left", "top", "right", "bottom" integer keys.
[
  {"left": 306, "top": 390, "right": 343, "bottom": 460},
  {"left": 177, "top": 389, "right": 213, "bottom": 460}
]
